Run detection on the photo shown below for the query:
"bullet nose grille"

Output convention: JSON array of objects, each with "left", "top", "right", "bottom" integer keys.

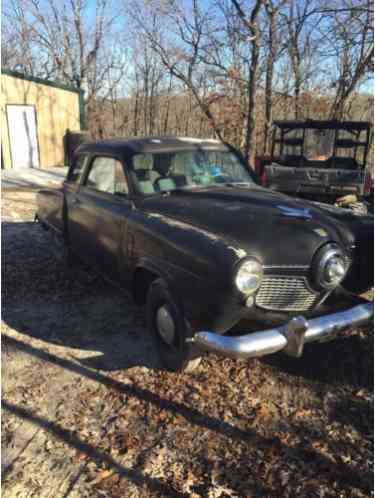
[{"left": 256, "top": 276, "right": 318, "bottom": 311}]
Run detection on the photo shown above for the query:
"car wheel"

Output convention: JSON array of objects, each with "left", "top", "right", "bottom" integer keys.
[{"left": 146, "top": 278, "right": 201, "bottom": 372}]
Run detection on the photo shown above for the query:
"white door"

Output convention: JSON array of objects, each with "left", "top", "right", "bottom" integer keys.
[{"left": 7, "top": 105, "right": 40, "bottom": 169}]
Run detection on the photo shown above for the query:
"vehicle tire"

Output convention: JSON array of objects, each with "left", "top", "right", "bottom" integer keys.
[{"left": 146, "top": 278, "right": 202, "bottom": 372}]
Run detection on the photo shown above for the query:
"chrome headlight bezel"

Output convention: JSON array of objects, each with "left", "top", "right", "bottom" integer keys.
[
  {"left": 234, "top": 257, "right": 263, "bottom": 296},
  {"left": 313, "top": 243, "right": 349, "bottom": 290}
]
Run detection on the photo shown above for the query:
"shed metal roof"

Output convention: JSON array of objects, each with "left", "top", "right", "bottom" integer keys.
[{"left": 2, "top": 67, "right": 82, "bottom": 94}]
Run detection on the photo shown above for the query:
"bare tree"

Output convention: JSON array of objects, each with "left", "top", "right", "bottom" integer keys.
[
  {"left": 281, "top": 0, "right": 319, "bottom": 119},
  {"left": 129, "top": 1, "right": 229, "bottom": 140},
  {"left": 325, "top": 0, "right": 374, "bottom": 118},
  {"left": 230, "top": 0, "right": 264, "bottom": 163},
  {"left": 262, "top": 0, "right": 288, "bottom": 153},
  {"left": 2, "top": 0, "right": 372, "bottom": 150},
  {"left": 3, "top": 0, "right": 128, "bottom": 136}
]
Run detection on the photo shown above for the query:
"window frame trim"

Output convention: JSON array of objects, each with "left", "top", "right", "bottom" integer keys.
[
  {"left": 66, "top": 152, "right": 89, "bottom": 185},
  {"left": 80, "top": 153, "right": 130, "bottom": 197}
]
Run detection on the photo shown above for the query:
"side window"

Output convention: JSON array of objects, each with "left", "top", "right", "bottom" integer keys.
[
  {"left": 85, "top": 157, "right": 128, "bottom": 195},
  {"left": 69, "top": 154, "right": 87, "bottom": 183}
]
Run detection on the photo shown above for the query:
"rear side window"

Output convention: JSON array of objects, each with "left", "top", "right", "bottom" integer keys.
[
  {"left": 85, "top": 156, "right": 128, "bottom": 195},
  {"left": 69, "top": 154, "right": 87, "bottom": 183}
]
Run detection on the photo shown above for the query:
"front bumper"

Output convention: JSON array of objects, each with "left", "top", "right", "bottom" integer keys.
[{"left": 190, "top": 302, "right": 373, "bottom": 359}]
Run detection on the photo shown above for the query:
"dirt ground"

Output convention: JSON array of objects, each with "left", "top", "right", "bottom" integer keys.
[{"left": 2, "top": 172, "right": 373, "bottom": 498}]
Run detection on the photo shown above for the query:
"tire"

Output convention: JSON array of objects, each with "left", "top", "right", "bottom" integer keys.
[{"left": 146, "top": 278, "right": 201, "bottom": 372}]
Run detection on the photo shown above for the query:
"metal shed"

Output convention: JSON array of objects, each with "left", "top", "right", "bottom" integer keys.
[{"left": 1, "top": 68, "right": 84, "bottom": 169}]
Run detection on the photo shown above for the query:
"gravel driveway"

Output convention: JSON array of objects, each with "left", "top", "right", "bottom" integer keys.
[{"left": 2, "top": 170, "right": 373, "bottom": 497}]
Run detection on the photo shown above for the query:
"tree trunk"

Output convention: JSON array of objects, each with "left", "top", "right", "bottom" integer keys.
[
  {"left": 244, "top": 38, "right": 260, "bottom": 164},
  {"left": 133, "top": 83, "right": 140, "bottom": 136},
  {"left": 263, "top": 9, "right": 276, "bottom": 154},
  {"left": 163, "top": 75, "right": 172, "bottom": 134},
  {"left": 230, "top": 0, "right": 263, "bottom": 164}
]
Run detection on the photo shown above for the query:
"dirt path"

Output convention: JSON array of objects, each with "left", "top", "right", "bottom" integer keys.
[{"left": 2, "top": 174, "right": 373, "bottom": 497}]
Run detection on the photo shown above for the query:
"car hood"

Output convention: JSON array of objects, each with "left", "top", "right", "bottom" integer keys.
[{"left": 139, "top": 186, "right": 356, "bottom": 266}]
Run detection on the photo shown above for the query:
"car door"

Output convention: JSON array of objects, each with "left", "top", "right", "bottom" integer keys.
[
  {"left": 65, "top": 151, "right": 89, "bottom": 249},
  {"left": 67, "top": 154, "right": 132, "bottom": 283}
]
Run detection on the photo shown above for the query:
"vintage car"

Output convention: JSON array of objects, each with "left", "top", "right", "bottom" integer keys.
[{"left": 36, "top": 137, "right": 374, "bottom": 372}]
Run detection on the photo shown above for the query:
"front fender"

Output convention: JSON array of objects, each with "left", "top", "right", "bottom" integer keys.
[
  {"left": 130, "top": 209, "right": 249, "bottom": 277},
  {"left": 128, "top": 211, "right": 250, "bottom": 331},
  {"left": 134, "top": 256, "right": 237, "bottom": 331}
]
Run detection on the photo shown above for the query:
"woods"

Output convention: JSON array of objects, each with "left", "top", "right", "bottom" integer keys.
[
  {"left": 2, "top": 3, "right": 374, "bottom": 496},
  {"left": 2, "top": 0, "right": 373, "bottom": 164}
]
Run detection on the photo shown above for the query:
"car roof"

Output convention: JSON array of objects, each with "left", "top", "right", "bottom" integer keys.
[{"left": 77, "top": 136, "right": 229, "bottom": 157}]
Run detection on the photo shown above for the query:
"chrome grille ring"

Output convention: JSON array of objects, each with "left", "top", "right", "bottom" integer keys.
[{"left": 256, "top": 275, "right": 318, "bottom": 312}]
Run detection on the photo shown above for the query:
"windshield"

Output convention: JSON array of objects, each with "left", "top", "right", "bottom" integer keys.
[
  {"left": 131, "top": 148, "right": 254, "bottom": 195},
  {"left": 304, "top": 129, "right": 335, "bottom": 160}
]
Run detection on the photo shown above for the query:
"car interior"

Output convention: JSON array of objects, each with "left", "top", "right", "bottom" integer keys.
[
  {"left": 132, "top": 153, "right": 212, "bottom": 194},
  {"left": 131, "top": 150, "right": 244, "bottom": 194}
]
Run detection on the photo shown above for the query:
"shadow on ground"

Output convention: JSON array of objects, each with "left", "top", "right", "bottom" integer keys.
[
  {"left": 2, "top": 218, "right": 374, "bottom": 497},
  {"left": 3, "top": 220, "right": 373, "bottom": 383},
  {"left": 2, "top": 334, "right": 373, "bottom": 496},
  {"left": 261, "top": 333, "right": 373, "bottom": 390},
  {"left": 2, "top": 221, "right": 161, "bottom": 372}
]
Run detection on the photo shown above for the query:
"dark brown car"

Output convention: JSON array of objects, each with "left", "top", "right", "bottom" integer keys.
[{"left": 36, "top": 137, "right": 374, "bottom": 372}]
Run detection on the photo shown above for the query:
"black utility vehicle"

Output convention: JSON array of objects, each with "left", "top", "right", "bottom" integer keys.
[
  {"left": 257, "top": 120, "right": 372, "bottom": 206},
  {"left": 36, "top": 137, "right": 373, "bottom": 372}
]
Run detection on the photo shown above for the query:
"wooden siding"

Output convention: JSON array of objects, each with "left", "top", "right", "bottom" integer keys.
[{"left": 1, "top": 72, "right": 81, "bottom": 169}]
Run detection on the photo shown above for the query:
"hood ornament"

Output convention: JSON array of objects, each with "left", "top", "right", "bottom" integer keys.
[{"left": 277, "top": 205, "right": 312, "bottom": 220}]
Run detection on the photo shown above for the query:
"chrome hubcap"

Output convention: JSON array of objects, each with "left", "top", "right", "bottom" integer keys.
[{"left": 156, "top": 306, "right": 176, "bottom": 345}]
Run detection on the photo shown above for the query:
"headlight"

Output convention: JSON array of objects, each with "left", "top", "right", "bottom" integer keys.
[
  {"left": 313, "top": 243, "right": 348, "bottom": 289},
  {"left": 325, "top": 256, "right": 346, "bottom": 283},
  {"left": 235, "top": 258, "right": 263, "bottom": 295}
]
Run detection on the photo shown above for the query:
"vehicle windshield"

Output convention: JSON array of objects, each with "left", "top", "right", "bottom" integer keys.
[
  {"left": 131, "top": 148, "right": 254, "bottom": 195},
  {"left": 304, "top": 128, "right": 335, "bottom": 160}
]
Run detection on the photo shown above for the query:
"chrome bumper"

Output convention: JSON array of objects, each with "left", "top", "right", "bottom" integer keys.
[{"left": 190, "top": 302, "right": 373, "bottom": 359}]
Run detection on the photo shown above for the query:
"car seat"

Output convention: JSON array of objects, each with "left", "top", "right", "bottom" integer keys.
[
  {"left": 153, "top": 154, "right": 183, "bottom": 192},
  {"left": 132, "top": 156, "right": 161, "bottom": 194},
  {"left": 132, "top": 169, "right": 157, "bottom": 194}
]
